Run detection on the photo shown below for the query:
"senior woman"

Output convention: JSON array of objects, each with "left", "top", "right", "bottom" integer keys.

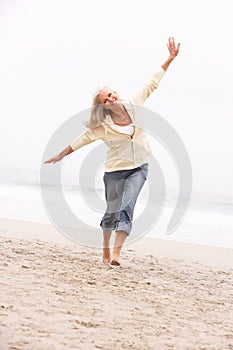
[{"left": 44, "top": 37, "right": 180, "bottom": 266}]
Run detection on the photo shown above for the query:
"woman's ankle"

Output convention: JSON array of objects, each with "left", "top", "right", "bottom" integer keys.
[
  {"left": 102, "top": 247, "right": 111, "bottom": 263},
  {"left": 112, "top": 246, "right": 121, "bottom": 260}
]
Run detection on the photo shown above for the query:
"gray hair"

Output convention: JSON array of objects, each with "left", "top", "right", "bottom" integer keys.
[{"left": 85, "top": 86, "right": 112, "bottom": 129}]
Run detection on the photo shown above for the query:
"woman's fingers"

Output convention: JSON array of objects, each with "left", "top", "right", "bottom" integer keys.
[
  {"left": 168, "top": 36, "right": 177, "bottom": 48},
  {"left": 44, "top": 155, "right": 62, "bottom": 164},
  {"left": 44, "top": 158, "right": 56, "bottom": 164}
]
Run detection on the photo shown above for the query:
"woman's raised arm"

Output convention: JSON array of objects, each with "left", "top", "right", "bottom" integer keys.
[{"left": 129, "top": 37, "right": 180, "bottom": 106}]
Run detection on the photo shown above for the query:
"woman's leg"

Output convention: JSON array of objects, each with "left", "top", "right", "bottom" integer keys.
[
  {"left": 100, "top": 172, "right": 124, "bottom": 233},
  {"left": 100, "top": 170, "right": 124, "bottom": 263},
  {"left": 102, "top": 231, "right": 112, "bottom": 263},
  {"left": 111, "top": 230, "right": 127, "bottom": 265},
  {"left": 111, "top": 164, "right": 148, "bottom": 265}
]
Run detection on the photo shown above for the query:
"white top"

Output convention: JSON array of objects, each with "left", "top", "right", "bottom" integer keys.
[{"left": 113, "top": 123, "right": 135, "bottom": 136}]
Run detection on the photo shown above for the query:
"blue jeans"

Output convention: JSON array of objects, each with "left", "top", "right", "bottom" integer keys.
[{"left": 100, "top": 163, "right": 148, "bottom": 235}]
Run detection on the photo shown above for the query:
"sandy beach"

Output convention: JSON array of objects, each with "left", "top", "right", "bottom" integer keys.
[{"left": 0, "top": 218, "right": 233, "bottom": 350}]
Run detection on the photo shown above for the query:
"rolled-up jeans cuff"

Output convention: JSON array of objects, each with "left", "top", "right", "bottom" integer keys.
[
  {"left": 115, "top": 221, "right": 132, "bottom": 235},
  {"left": 100, "top": 220, "right": 115, "bottom": 233},
  {"left": 102, "top": 228, "right": 112, "bottom": 233}
]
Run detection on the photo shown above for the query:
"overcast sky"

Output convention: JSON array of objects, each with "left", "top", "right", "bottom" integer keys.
[{"left": 0, "top": 0, "right": 232, "bottom": 197}]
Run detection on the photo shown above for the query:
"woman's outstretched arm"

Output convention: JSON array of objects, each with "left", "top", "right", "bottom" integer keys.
[
  {"left": 44, "top": 126, "right": 105, "bottom": 164},
  {"left": 129, "top": 36, "right": 180, "bottom": 105},
  {"left": 44, "top": 145, "right": 73, "bottom": 164}
]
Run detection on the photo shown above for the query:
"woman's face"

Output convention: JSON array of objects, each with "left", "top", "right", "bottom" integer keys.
[{"left": 98, "top": 89, "right": 121, "bottom": 110}]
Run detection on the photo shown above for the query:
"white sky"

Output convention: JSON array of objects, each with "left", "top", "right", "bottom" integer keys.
[{"left": 0, "top": 0, "right": 233, "bottom": 197}]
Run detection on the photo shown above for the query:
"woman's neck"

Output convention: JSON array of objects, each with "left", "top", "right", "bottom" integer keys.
[{"left": 111, "top": 106, "right": 132, "bottom": 126}]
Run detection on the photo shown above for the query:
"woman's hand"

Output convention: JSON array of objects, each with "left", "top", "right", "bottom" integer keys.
[
  {"left": 161, "top": 37, "right": 180, "bottom": 71},
  {"left": 44, "top": 154, "right": 63, "bottom": 164},
  {"left": 167, "top": 36, "right": 180, "bottom": 58},
  {"left": 44, "top": 146, "right": 74, "bottom": 164}
]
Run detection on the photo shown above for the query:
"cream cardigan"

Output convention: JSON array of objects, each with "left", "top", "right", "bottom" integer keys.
[{"left": 70, "top": 67, "right": 165, "bottom": 172}]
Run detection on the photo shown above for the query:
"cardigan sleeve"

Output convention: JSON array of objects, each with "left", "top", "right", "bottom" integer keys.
[
  {"left": 70, "top": 126, "right": 104, "bottom": 151},
  {"left": 129, "top": 67, "right": 166, "bottom": 106}
]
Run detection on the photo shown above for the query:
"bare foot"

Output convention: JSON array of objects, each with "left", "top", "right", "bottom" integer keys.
[
  {"left": 111, "top": 247, "right": 121, "bottom": 266},
  {"left": 110, "top": 259, "right": 121, "bottom": 266},
  {"left": 110, "top": 253, "right": 121, "bottom": 266},
  {"left": 102, "top": 248, "right": 111, "bottom": 263}
]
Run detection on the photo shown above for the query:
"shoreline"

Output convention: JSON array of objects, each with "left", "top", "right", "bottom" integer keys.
[{"left": 0, "top": 217, "right": 232, "bottom": 270}]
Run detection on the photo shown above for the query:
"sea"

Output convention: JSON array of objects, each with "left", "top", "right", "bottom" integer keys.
[{"left": 0, "top": 166, "right": 233, "bottom": 249}]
